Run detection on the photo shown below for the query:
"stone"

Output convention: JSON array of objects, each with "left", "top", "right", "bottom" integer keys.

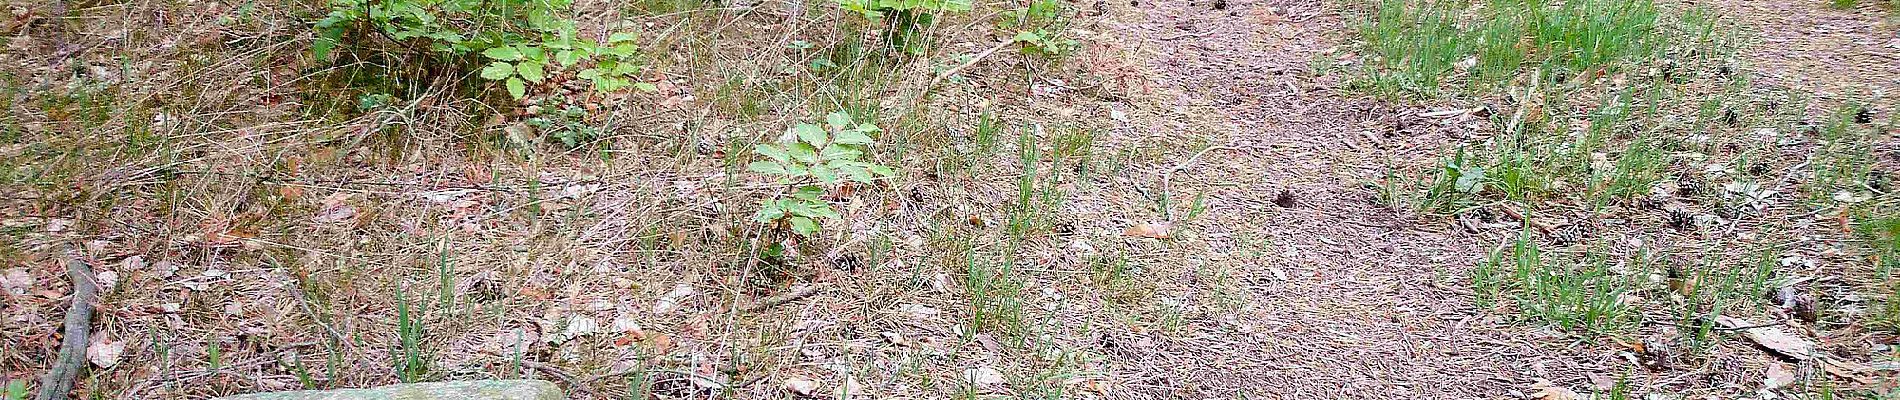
[{"left": 211, "top": 380, "right": 563, "bottom": 400}]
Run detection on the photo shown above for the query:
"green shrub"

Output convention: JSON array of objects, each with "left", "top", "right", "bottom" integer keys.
[
  {"left": 750, "top": 112, "right": 896, "bottom": 236},
  {"left": 312, "top": 0, "right": 652, "bottom": 100},
  {"left": 834, "top": 0, "right": 972, "bottom": 54}
]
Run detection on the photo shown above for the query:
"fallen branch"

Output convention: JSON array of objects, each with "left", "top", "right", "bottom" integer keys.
[
  {"left": 37, "top": 245, "right": 97, "bottom": 400},
  {"left": 1158, "top": 145, "right": 1238, "bottom": 221},
  {"left": 926, "top": 39, "right": 1017, "bottom": 90},
  {"left": 741, "top": 284, "right": 824, "bottom": 313}
]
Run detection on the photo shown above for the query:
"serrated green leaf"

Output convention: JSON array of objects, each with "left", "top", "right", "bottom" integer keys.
[
  {"left": 613, "top": 62, "right": 641, "bottom": 75},
  {"left": 633, "top": 82, "right": 658, "bottom": 92},
  {"left": 809, "top": 164, "right": 839, "bottom": 183},
  {"left": 483, "top": 46, "right": 523, "bottom": 61},
  {"left": 505, "top": 77, "right": 526, "bottom": 99},
  {"left": 577, "top": 68, "right": 601, "bottom": 80},
  {"left": 840, "top": 164, "right": 873, "bottom": 183},
  {"left": 793, "top": 123, "right": 827, "bottom": 146},
  {"left": 819, "top": 144, "right": 862, "bottom": 161},
  {"left": 869, "top": 165, "right": 896, "bottom": 177},
  {"left": 521, "top": 46, "right": 546, "bottom": 61},
  {"left": 516, "top": 61, "right": 545, "bottom": 83},
  {"left": 789, "top": 216, "right": 818, "bottom": 236},
  {"left": 825, "top": 112, "right": 853, "bottom": 132},
  {"left": 555, "top": 50, "right": 581, "bottom": 66},
  {"left": 754, "top": 144, "right": 791, "bottom": 163},
  {"left": 792, "top": 186, "right": 824, "bottom": 201},
  {"left": 608, "top": 32, "right": 639, "bottom": 43},
  {"left": 787, "top": 142, "right": 819, "bottom": 164},
  {"left": 313, "top": 26, "right": 345, "bottom": 61},
  {"left": 809, "top": 203, "right": 841, "bottom": 219},
  {"left": 479, "top": 62, "right": 514, "bottom": 80},
  {"left": 832, "top": 129, "right": 873, "bottom": 145},
  {"left": 747, "top": 161, "right": 788, "bottom": 175},
  {"left": 755, "top": 201, "right": 785, "bottom": 222}
]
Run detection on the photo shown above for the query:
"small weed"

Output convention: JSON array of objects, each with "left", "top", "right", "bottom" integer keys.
[
  {"left": 1471, "top": 232, "right": 1643, "bottom": 334},
  {"left": 835, "top": 0, "right": 972, "bottom": 55},
  {"left": 750, "top": 112, "right": 896, "bottom": 236},
  {"left": 5, "top": 379, "right": 27, "bottom": 400},
  {"left": 395, "top": 285, "right": 429, "bottom": 382},
  {"left": 965, "top": 250, "right": 1026, "bottom": 338}
]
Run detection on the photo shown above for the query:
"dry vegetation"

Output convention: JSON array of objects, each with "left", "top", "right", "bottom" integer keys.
[{"left": 2, "top": 0, "right": 1899, "bottom": 398}]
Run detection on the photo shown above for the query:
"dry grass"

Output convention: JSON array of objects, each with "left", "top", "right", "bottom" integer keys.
[{"left": 3, "top": 0, "right": 1899, "bottom": 398}]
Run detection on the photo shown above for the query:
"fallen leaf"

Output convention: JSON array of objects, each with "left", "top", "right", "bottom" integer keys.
[
  {"left": 1527, "top": 380, "right": 1578, "bottom": 400},
  {"left": 1123, "top": 222, "right": 1172, "bottom": 239},
  {"left": 1, "top": 268, "right": 31, "bottom": 295},
  {"left": 95, "top": 270, "right": 118, "bottom": 292},
  {"left": 558, "top": 315, "right": 599, "bottom": 343},
  {"left": 963, "top": 366, "right": 1005, "bottom": 387},
  {"left": 654, "top": 284, "right": 697, "bottom": 314},
  {"left": 1717, "top": 316, "right": 1817, "bottom": 360},
  {"left": 881, "top": 331, "right": 911, "bottom": 347},
  {"left": 86, "top": 336, "right": 125, "bottom": 369},
  {"left": 833, "top": 377, "right": 866, "bottom": 398},
  {"left": 782, "top": 377, "right": 818, "bottom": 396},
  {"left": 1763, "top": 362, "right": 1795, "bottom": 389},
  {"left": 1823, "top": 358, "right": 1873, "bottom": 384},
  {"left": 486, "top": 326, "right": 539, "bottom": 355},
  {"left": 312, "top": 192, "right": 357, "bottom": 224}
]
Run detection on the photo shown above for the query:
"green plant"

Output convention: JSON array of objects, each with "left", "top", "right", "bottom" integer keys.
[
  {"left": 749, "top": 112, "right": 896, "bottom": 236},
  {"left": 394, "top": 286, "right": 429, "bottom": 382},
  {"left": 1472, "top": 232, "right": 1643, "bottom": 334},
  {"left": 1423, "top": 147, "right": 1485, "bottom": 212},
  {"left": 1013, "top": 29, "right": 1079, "bottom": 58},
  {"left": 4, "top": 379, "right": 27, "bottom": 400},
  {"left": 834, "top": 0, "right": 972, "bottom": 54},
  {"left": 313, "top": 0, "right": 652, "bottom": 100}
]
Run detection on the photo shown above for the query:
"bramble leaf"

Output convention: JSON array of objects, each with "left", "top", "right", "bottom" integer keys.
[
  {"left": 505, "top": 77, "right": 526, "bottom": 99},
  {"left": 480, "top": 62, "right": 514, "bottom": 80},
  {"left": 483, "top": 46, "right": 523, "bottom": 61},
  {"left": 794, "top": 123, "right": 827, "bottom": 146},
  {"left": 516, "top": 61, "right": 545, "bottom": 83}
]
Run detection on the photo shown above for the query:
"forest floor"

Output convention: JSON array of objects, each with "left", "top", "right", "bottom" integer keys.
[{"left": 3, "top": 0, "right": 1900, "bottom": 398}]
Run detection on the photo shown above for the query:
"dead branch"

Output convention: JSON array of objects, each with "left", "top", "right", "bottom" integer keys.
[
  {"left": 927, "top": 39, "right": 1018, "bottom": 90},
  {"left": 741, "top": 284, "right": 824, "bottom": 313},
  {"left": 37, "top": 244, "right": 97, "bottom": 400}
]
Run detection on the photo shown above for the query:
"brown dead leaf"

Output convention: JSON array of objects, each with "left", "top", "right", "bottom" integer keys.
[
  {"left": 782, "top": 377, "right": 818, "bottom": 397},
  {"left": 1763, "top": 362, "right": 1796, "bottom": 389},
  {"left": 1528, "top": 380, "right": 1578, "bottom": 400},
  {"left": 1717, "top": 316, "right": 1817, "bottom": 360},
  {"left": 1123, "top": 222, "right": 1172, "bottom": 239},
  {"left": 313, "top": 192, "right": 357, "bottom": 224},
  {"left": 86, "top": 335, "right": 124, "bottom": 369}
]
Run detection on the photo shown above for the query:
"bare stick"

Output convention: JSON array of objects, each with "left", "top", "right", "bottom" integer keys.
[
  {"left": 741, "top": 284, "right": 824, "bottom": 313},
  {"left": 1159, "top": 145, "right": 1237, "bottom": 221},
  {"left": 927, "top": 39, "right": 1018, "bottom": 90},
  {"left": 37, "top": 245, "right": 97, "bottom": 400}
]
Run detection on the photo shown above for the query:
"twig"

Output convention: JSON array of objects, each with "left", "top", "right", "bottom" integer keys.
[
  {"left": 927, "top": 39, "right": 1017, "bottom": 90},
  {"left": 37, "top": 244, "right": 97, "bottom": 400},
  {"left": 1646, "top": 317, "right": 1783, "bottom": 332},
  {"left": 1495, "top": 204, "right": 1554, "bottom": 234},
  {"left": 1159, "top": 145, "right": 1237, "bottom": 221},
  {"left": 741, "top": 284, "right": 824, "bottom": 313},
  {"left": 1160, "top": 29, "right": 1216, "bottom": 40}
]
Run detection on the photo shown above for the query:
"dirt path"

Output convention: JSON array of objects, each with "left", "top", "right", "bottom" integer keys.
[
  {"left": 1080, "top": 0, "right": 1615, "bottom": 397},
  {"left": 1693, "top": 0, "right": 1900, "bottom": 99}
]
